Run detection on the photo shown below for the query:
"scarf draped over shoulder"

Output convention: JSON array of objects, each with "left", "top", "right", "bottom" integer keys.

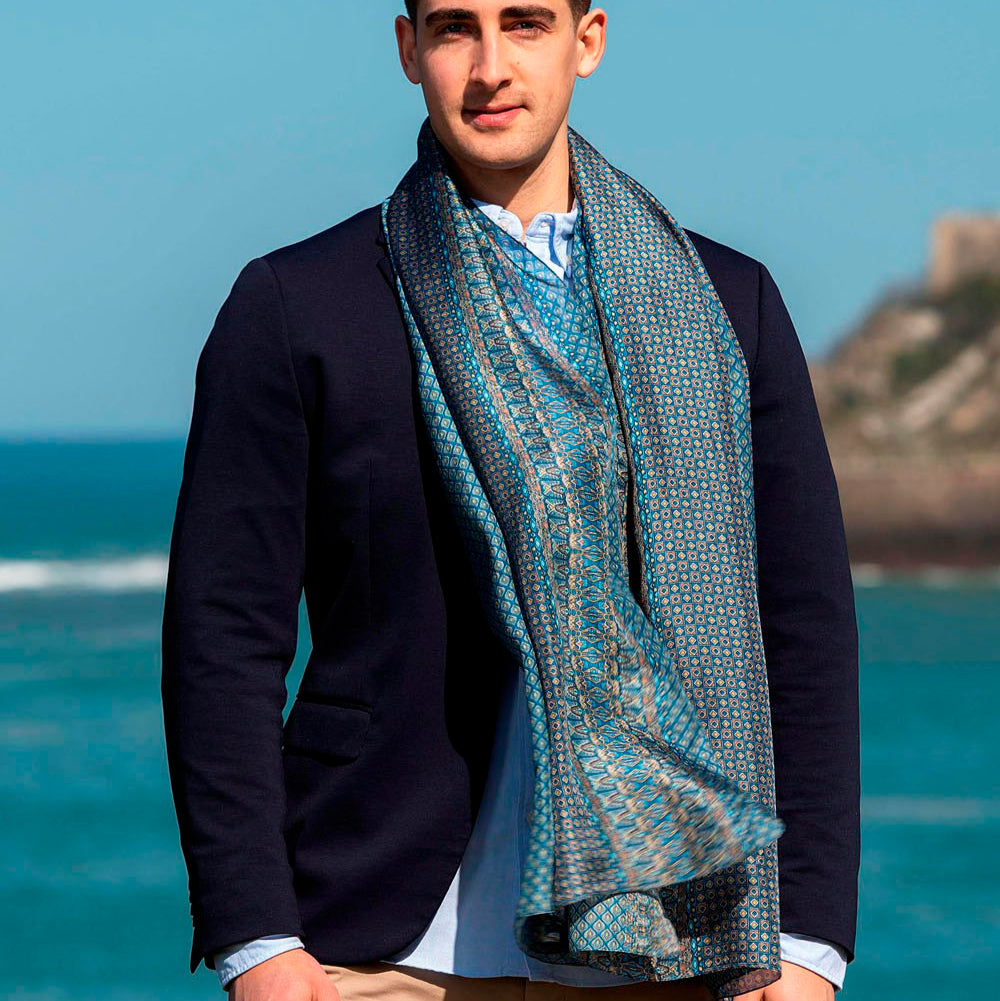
[{"left": 380, "top": 118, "right": 785, "bottom": 1000}]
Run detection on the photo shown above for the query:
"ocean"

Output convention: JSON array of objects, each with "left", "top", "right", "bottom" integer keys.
[{"left": 1, "top": 439, "right": 997, "bottom": 999}]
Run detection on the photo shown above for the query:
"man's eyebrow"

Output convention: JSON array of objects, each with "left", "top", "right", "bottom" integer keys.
[
  {"left": 424, "top": 5, "right": 559, "bottom": 27},
  {"left": 500, "top": 5, "right": 558, "bottom": 22},
  {"left": 425, "top": 7, "right": 476, "bottom": 26}
]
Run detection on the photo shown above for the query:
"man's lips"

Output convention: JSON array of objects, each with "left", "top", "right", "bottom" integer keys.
[{"left": 464, "top": 105, "right": 524, "bottom": 127}]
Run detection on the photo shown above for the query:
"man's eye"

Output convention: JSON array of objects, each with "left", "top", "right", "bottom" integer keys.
[
  {"left": 441, "top": 22, "right": 471, "bottom": 34},
  {"left": 512, "top": 21, "right": 543, "bottom": 32}
]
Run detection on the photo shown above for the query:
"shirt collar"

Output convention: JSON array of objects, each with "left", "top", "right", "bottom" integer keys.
[
  {"left": 469, "top": 197, "right": 579, "bottom": 244},
  {"left": 468, "top": 196, "right": 579, "bottom": 281}
]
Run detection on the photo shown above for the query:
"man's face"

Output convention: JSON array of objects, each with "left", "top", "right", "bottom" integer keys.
[{"left": 396, "top": 1, "right": 604, "bottom": 174}]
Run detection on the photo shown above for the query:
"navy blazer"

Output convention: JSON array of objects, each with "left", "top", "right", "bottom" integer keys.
[{"left": 161, "top": 203, "right": 861, "bottom": 974}]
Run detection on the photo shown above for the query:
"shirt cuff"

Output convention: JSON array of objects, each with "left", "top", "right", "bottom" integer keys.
[
  {"left": 213, "top": 934, "right": 305, "bottom": 990},
  {"left": 779, "top": 931, "right": 850, "bottom": 992}
]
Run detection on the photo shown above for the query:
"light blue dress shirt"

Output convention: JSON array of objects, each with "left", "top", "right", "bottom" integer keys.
[{"left": 214, "top": 198, "right": 850, "bottom": 993}]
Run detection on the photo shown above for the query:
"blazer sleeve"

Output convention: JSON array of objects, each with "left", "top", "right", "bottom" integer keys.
[
  {"left": 161, "top": 257, "right": 309, "bottom": 972},
  {"left": 749, "top": 262, "right": 862, "bottom": 962}
]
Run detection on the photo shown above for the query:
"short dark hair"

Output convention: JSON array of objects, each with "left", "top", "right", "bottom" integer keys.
[{"left": 404, "top": 1, "right": 593, "bottom": 24}]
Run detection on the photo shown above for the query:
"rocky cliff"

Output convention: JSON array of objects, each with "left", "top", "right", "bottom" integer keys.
[{"left": 807, "top": 216, "right": 1000, "bottom": 569}]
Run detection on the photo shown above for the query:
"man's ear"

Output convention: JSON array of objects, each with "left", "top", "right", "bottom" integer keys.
[
  {"left": 395, "top": 14, "right": 422, "bottom": 84},
  {"left": 576, "top": 7, "right": 607, "bottom": 80}
]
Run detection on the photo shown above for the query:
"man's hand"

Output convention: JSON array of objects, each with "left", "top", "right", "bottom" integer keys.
[
  {"left": 732, "top": 960, "right": 836, "bottom": 1001},
  {"left": 228, "top": 949, "right": 340, "bottom": 1001}
]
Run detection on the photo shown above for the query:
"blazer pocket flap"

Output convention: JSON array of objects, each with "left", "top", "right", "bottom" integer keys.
[{"left": 282, "top": 699, "right": 372, "bottom": 761}]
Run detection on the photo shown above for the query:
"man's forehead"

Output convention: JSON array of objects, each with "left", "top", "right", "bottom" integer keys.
[{"left": 419, "top": 0, "right": 564, "bottom": 22}]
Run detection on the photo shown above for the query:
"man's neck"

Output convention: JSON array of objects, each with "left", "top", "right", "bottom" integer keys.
[{"left": 447, "top": 127, "right": 575, "bottom": 232}]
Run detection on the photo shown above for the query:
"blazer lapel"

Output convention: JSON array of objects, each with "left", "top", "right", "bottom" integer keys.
[{"left": 374, "top": 214, "right": 396, "bottom": 294}]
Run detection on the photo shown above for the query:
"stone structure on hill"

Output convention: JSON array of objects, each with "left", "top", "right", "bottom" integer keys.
[
  {"left": 807, "top": 212, "right": 1000, "bottom": 569},
  {"left": 928, "top": 213, "right": 1000, "bottom": 293}
]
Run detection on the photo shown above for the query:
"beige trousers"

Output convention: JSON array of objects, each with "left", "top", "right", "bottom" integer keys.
[{"left": 320, "top": 963, "right": 715, "bottom": 1001}]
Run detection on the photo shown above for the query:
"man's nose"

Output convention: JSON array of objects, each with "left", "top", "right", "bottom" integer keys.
[{"left": 470, "top": 31, "right": 513, "bottom": 91}]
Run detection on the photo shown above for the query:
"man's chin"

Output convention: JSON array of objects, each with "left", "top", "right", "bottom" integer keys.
[{"left": 447, "top": 131, "right": 539, "bottom": 172}]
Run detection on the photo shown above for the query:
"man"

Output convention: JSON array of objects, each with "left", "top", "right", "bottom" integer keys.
[{"left": 161, "top": 3, "right": 860, "bottom": 1000}]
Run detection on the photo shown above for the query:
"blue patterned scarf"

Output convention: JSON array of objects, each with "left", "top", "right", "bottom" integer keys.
[{"left": 381, "top": 118, "right": 785, "bottom": 998}]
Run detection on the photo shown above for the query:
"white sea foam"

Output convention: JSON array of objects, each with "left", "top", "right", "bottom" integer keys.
[
  {"left": 851, "top": 562, "right": 889, "bottom": 586},
  {"left": 0, "top": 555, "right": 168, "bottom": 594},
  {"left": 850, "top": 562, "right": 1000, "bottom": 588}
]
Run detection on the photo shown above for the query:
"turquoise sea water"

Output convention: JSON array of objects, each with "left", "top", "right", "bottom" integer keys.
[{"left": 1, "top": 440, "right": 997, "bottom": 1000}]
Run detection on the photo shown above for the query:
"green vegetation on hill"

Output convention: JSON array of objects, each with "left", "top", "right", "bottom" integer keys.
[
  {"left": 811, "top": 273, "right": 1000, "bottom": 457},
  {"left": 891, "top": 276, "right": 1000, "bottom": 394}
]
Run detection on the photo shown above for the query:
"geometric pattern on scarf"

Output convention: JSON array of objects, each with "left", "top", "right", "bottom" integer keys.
[{"left": 381, "top": 118, "right": 785, "bottom": 999}]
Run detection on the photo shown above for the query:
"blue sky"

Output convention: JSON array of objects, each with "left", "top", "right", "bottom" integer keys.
[{"left": 2, "top": 1, "right": 997, "bottom": 436}]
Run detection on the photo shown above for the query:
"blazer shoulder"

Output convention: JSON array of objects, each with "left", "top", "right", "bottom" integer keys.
[
  {"left": 684, "top": 226, "right": 762, "bottom": 290},
  {"left": 258, "top": 202, "right": 385, "bottom": 281}
]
